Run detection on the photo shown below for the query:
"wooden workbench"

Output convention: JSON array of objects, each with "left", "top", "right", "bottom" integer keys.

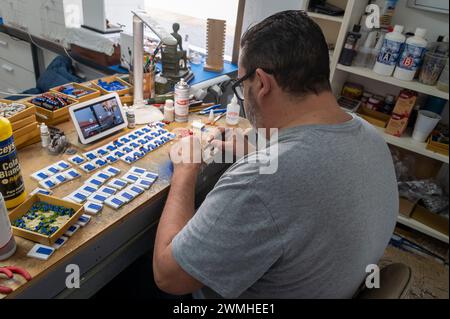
[{"left": 0, "top": 116, "right": 246, "bottom": 299}]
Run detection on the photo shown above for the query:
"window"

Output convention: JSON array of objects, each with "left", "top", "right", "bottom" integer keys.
[{"left": 145, "top": 0, "right": 241, "bottom": 61}]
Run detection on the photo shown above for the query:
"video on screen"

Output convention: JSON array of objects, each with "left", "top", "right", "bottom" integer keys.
[{"left": 74, "top": 97, "right": 125, "bottom": 139}]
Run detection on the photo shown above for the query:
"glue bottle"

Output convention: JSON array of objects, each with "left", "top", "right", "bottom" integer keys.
[
  {"left": 394, "top": 28, "right": 428, "bottom": 81},
  {"left": 226, "top": 96, "right": 240, "bottom": 126},
  {"left": 373, "top": 25, "right": 406, "bottom": 76},
  {"left": 0, "top": 117, "right": 26, "bottom": 209},
  {"left": 0, "top": 192, "right": 17, "bottom": 261},
  {"left": 164, "top": 100, "right": 175, "bottom": 123},
  {"left": 40, "top": 123, "right": 50, "bottom": 148}
]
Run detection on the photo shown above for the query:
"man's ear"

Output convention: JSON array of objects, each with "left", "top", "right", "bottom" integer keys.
[{"left": 254, "top": 68, "right": 273, "bottom": 101}]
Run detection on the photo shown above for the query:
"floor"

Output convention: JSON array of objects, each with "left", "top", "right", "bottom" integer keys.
[{"left": 380, "top": 226, "right": 449, "bottom": 299}]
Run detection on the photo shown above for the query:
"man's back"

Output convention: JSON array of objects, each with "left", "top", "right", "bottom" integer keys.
[{"left": 172, "top": 116, "right": 399, "bottom": 299}]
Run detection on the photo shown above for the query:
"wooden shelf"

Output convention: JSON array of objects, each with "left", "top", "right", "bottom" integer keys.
[
  {"left": 307, "top": 12, "right": 344, "bottom": 23},
  {"left": 397, "top": 215, "right": 449, "bottom": 243},
  {"left": 337, "top": 64, "right": 450, "bottom": 100}
]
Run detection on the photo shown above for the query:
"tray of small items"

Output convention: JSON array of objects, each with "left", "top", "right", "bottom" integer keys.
[
  {"left": 91, "top": 76, "right": 132, "bottom": 96},
  {"left": 26, "top": 92, "right": 78, "bottom": 126},
  {"left": 0, "top": 99, "right": 37, "bottom": 128},
  {"left": 9, "top": 194, "right": 84, "bottom": 246},
  {"left": 50, "top": 82, "right": 101, "bottom": 103},
  {"left": 427, "top": 125, "right": 449, "bottom": 156}
]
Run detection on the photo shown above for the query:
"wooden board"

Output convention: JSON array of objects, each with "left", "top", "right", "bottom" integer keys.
[
  {"left": 16, "top": 135, "right": 41, "bottom": 150},
  {"left": 90, "top": 76, "right": 132, "bottom": 96},
  {"left": 50, "top": 82, "right": 101, "bottom": 103},
  {"left": 11, "top": 114, "right": 37, "bottom": 132},
  {"left": 12, "top": 122, "right": 39, "bottom": 140},
  {"left": 9, "top": 194, "right": 84, "bottom": 246},
  {"left": 357, "top": 107, "right": 391, "bottom": 128},
  {"left": 0, "top": 99, "right": 36, "bottom": 123},
  {"left": 23, "top": 94, "right": 78, "bottom": 125},
  {"left": 204, "top": 19, "right": 226, "bottom": 72},
  {"left": 0, "top": 115, "right": 249, "bottom": 298},
  {"left": 13, "top": 126, "right": 40, "bottom": 149}
]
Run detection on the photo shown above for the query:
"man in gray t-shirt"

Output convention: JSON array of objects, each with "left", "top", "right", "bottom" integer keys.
[{"left": 152, "top": 11, "right": 398, "bottom": 299}]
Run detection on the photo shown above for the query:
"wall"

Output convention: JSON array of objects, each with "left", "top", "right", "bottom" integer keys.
[
  {"left": 392, "top": 0, "right": 448, "bottom": 42},
  {"left": 105, "top": 0, "right": 146, "bottom": 34},
  {"left": 241, "top": 0, "right": 306, "bottom": 35}
]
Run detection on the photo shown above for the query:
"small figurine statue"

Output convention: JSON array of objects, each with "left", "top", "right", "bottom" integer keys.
[{"left": 171, "top": 23, "right": 184, "bottom": 51}]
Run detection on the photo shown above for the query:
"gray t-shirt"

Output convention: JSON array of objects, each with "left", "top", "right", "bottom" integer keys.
[{"left": 172, "top": 116, "right": 399, "bottom": 299}]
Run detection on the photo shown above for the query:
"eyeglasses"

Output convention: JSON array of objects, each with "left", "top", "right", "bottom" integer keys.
[
  {"left": 232, "top": 70, "right": 255, "bottom": 102},
  {"left": 232, "top": 68, "right": 273, "bottom": 102}
]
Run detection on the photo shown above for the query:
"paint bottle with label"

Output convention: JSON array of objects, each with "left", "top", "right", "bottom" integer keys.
[
  {"left": 175, "top": 79, "right": 190, "bottom": 123},
  {"left": 0, "top": 117, "right": 26, "bottom": 209},
  {"left": 339, "top": 25, "right": 362, "bottom": 66},
  {"left": 394, "top": 28, "right": 428, "bottom": 81},
  {"left": 373, "top": 25, "right": 406, "bottom": 76}
]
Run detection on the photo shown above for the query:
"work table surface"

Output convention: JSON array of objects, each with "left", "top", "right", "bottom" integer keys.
[{"left": 1, "top": 116, "right": 247, "bottom": 299}]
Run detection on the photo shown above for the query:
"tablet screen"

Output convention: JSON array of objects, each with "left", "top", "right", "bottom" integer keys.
[{"left": 73, "top": 96, "right": 125, "bottom": 140}]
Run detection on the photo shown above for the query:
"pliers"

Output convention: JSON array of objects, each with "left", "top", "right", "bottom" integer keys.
[{"left": 0, "top": 266, "right": 32, "bottom": 295}]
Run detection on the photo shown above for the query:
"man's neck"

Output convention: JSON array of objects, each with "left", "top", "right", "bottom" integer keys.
[{"left": 261, "top": 91, "right": 352, "bottom": 130}]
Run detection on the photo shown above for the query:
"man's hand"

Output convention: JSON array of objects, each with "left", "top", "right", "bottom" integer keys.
[
  {"left": 208, "top": 127, "right": 255, "bottom": 160},
  {"left": 170, "top": 136, "right": 203, "bottom": 175}
]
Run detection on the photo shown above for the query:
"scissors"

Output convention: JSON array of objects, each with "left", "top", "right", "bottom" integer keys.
[{"left": 0, "top": 266, "right": 32, "bottom": 295}]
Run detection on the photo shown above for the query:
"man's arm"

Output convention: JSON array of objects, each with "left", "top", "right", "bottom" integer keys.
[{"left": 153, "top": 137, "right": 204, "bottom": 295}]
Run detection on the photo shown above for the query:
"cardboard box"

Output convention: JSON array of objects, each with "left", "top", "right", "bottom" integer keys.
[
  {"left": 9, "top": 194, "right": 84, "bottom": 246},
  {"left": 399, "top": 197, "right": 419, "bottom": 218},
  {"left": 391, "top": 90, "right": 417, "bottom": 118},
  {"left": 411, "top": 205, "right": 449, "bottom": 237},
  {"left": 385, "top": 113, "right": 410, "bottom": 137},
  {"left": 385, "top": 90, "right": 418, "bottom": 137}
]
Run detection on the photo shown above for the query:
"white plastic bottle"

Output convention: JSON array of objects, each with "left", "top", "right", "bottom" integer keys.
[
  {"left": 0, "top": 193, "right": 17, "bottom": 261},
  {"left": 394, "top": 28, "right": 428, "bottom": 81},
  {"left": 226, "top": 96, "right": 240, "bottom": 126},
  {"left": 164, "top": 99, "right": 175, "bottom": 123},
  {"left": 40, "top": 123, "right": 50, "bottom": 148},
  {"left": 373, "top": 25, "right": 406, "bottom": 76}
]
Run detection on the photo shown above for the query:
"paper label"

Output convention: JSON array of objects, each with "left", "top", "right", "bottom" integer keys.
[
  {"left": 397, "top": 44, "right": 427, "bottom": 71},
  {"left": 377, "top": 39, "right": 404, "bottom": 66}
]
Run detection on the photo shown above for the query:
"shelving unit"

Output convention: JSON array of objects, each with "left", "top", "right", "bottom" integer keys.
[
  {"left": 337, "top": 64, "right": 450, "bottom": 100},
  {"left": 307, "top": 12, "right": 344, "bottom": 23},
  {"left": 302, "top": 0, "right": 356, "bottom": 80},
  {"left": 398, "top": 215, "right": 448, "bottom": 243},
  {"left": 328, "top": 0, "right": 449, "bottom": 243},
  {"left": 375, "top": 127, "right": 449, "bottom": 164}
]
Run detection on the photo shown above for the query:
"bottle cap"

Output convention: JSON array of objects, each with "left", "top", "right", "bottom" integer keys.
[
  {"left": 165, "top": 99, "right": 174, "bottom": 108},
  {"left": 415, "top": 28, "right": 427, "bottom": 38},
  {"left": 40, "top": 123, "right": 49, "bottom": 133},
  {"left": 393, "top": 25, "right": 404, "bottom": 34}
]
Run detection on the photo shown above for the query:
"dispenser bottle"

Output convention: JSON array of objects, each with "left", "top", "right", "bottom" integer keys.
[
  {"left": 394, "top": 28, "right": 428, "bottom": 81},
  {"left": 0, "top": 117, "right": 26, "bottom": 209},
  {"left": 226, "top": 96, "right": 241, "bottom": 126},
  {"left": 373, "top": 25, "right": 406, "bottom": 76}
]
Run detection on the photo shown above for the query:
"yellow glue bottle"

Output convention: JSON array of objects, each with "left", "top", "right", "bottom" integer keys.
[{"left": 0, "top": 117, "right": 26, "bottom": 209}]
